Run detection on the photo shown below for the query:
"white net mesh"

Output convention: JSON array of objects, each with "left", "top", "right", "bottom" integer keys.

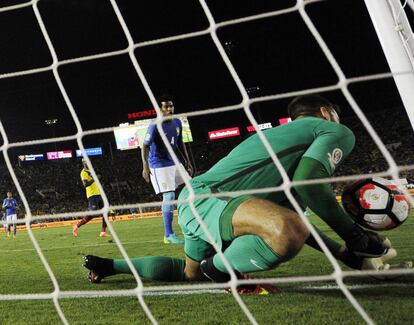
[{"left": 0, "top": 0, "right": 413, "bottom": 324}]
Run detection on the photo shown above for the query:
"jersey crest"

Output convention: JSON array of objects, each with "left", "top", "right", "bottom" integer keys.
[{"left": 328, "top": 148, "right": 343, "bottom": 169}]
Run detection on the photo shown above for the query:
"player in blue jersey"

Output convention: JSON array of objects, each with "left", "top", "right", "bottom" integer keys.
[
  {"left": 2, "top": 191, "right": 18, "bottom": 238},
  {"left": 141, "top": 98, "right": 193, "bottom": 244},
  {"left": 130, "top": 207, "right": 138, "bottom": 219}
]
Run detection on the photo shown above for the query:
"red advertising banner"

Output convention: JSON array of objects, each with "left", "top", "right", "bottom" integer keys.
[
  {"left": 127, "top": 110, "right": 157, "bottom": 119},
  {"left": 279, "top": 117, "right": 292, "bottom": 125},
  {"left": 208, "top": 127, "right": 240, "bottom": 140},
  {"left": 47, "top": 150, "right": 72, "bottom": 160},
  {"left": 58, "top": 150, "right": 72, "bottom": 159}
]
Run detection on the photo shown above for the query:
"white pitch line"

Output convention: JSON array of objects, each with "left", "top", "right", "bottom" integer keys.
[
  {"left": 68, "top": 282, "right": 414, "bottom": 298},
  {"left": 289, "top": 282, "right": 414, "bottom": 292},
  {"left": 140, "top": 282, "right": 414, "bottom": 296},
  {"left": 3, "top": 283, "right": 414, "bottom": 300}
]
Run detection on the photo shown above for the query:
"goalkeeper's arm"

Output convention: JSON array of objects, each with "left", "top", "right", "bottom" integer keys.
[
  {"left": 292, "top": 156, "right": 355, "bottom": 239},
  {"left": 293, "top": 157, "right": 388, "bottom": 257}
]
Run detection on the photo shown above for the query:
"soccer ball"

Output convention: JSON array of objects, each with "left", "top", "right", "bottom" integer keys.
[{"left": 341, "top": 178, "right": 410, "bottom": 231}]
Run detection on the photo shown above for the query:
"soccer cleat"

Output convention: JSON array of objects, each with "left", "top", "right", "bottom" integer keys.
[
  {"left": 229, "top": 285, "right": 274, "bottom": 295},
  {"left": 99, "top": 232, "right": 111, "bottom": 238},
  {"left": 72, "top": 225, "right": 78, "bottom": 237},
  {"left": 163, "top": 234, "right": 184, "bottom": 244},
  {"left": 83, "top": 255, "right": 116, "bottom": 283},
  {"left": 231, "top": 273, "right": 278, "bottom": 295},
  {"left": 200, "top": 258, "right": 278, "bottom": 295},
  {"left": 88, "top": 270, "right": 102, "bottom": 284}
]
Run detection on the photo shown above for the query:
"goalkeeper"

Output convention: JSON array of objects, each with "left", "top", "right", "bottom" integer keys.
[{"left": 84, "top": 94, "right": 391, "bottom": 288}]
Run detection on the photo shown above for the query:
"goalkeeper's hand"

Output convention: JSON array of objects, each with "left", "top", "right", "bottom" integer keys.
[
  {"left": 361, "top": 246, "right": 397, "bottom": 271},
  {"left": 341, "top": 239, "right": 412, "bottom": 273},
  {"left": 345, "top": 224, "right": 389, "bottom": 258}
]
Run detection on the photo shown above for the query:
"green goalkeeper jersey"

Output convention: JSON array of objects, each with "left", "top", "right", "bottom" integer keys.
[
  {"left": 178, "top": 116, "right": 355, "bottom": 261},
  {"left": 193, "top": 116, "right": 355, "bottom": 202}
]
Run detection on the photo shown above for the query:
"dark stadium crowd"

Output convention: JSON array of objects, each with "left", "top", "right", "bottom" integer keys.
[{"left": 0, "top": 108, "right": 412, "bottom": 218}]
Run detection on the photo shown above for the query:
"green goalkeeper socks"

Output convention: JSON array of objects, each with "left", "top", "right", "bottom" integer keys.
[
  {"left": 213, "top": 235, "right": 283, "bottom": 274},
  {"left": 113, "top": 256, "right": 186, "bottom": 282}
]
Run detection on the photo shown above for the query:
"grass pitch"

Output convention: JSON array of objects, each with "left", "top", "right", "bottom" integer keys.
[{"left": 0, "top": 212, "right": 413, "bottom": 325}]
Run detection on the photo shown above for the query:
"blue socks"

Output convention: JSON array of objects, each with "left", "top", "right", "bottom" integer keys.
[{"left": 162, "top": 191, "right": 175, "bottom": 237}]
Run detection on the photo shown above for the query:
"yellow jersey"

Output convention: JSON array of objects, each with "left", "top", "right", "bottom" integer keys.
[{"left": 80, "top": 168, "right": 101, "bottom": 198}]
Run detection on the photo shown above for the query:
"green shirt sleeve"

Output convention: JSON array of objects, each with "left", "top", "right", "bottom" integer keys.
[
  {"left": 303, "top": 121, "right": 355, "bottom": 176},
  {"left": 292, "top": 156, "right": 355, "bottom": 239}
]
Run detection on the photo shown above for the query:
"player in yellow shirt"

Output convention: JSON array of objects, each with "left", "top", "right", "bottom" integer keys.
[{"left": 73, "top": 159, "right": 110, "bottom": 237}]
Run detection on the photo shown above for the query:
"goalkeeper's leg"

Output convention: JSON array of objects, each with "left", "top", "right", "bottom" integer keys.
[
  {"left": 84, "top": 255, "right": 189, "bottom": 283},
  {"left": 200, "top": 198, "right": 309, "bottom": 288},
  {"left": 99, "top": 217, "right": 110, "bottom": 237},
  {"left": 84, "top": 198, "right": 309, "bottom": 285},
  {"left": 5, "top": 215, "right": 10, "bottom": 237},
  {"left": 72, "top": 216, "right": 93, "bottom": 237}
]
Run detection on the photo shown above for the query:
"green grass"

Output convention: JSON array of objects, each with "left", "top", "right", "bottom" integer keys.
[{"left": 0, "top": 212, "right": 413, "bottom": 325}]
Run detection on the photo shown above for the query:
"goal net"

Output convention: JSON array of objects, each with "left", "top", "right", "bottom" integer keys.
[{"left": 0, "top": 0, "right": 413, "bottom": 324}]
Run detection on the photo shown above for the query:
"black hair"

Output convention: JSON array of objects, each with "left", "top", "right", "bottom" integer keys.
[
  {"left": 158, "top": 94, "right": 174, "bottom": 104},
  {"left": 287, "top": 94, "right": 340, "bottom": 120}
]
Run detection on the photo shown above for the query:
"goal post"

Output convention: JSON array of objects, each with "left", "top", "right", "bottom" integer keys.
[{"left": 364, "top": 0, "right": 414, "bottom": 130}]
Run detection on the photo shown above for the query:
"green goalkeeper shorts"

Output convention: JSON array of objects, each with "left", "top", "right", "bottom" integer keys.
[{"left": 178, "top": 180, "right": 253, "bottom": 262}]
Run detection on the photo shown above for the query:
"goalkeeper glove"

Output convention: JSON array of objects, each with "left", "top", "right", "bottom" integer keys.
[{"left": 345, "top": 224, "right": 390, "bottom": 258}]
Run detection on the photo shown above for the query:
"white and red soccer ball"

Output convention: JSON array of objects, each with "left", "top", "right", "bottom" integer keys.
[{"left": 342, "top": 178, "right": 410, "bottom": 231}]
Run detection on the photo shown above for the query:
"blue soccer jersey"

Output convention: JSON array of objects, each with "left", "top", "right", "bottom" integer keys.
[
  {"left": 3, "top": 198, "right": 17, "bottom": 216},
  {"left": 144, "top": 118, "right": 182, "bottom": 168}
]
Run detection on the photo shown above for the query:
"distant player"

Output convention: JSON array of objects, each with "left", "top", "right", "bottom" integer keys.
[
  {"left": 3, "top": 191, "right": 18, "bottom": 238},
  {"left": 72, "top": 159, "right": 110, "bottom": 238},
  {"left": 141, "top": 97, "right": 193, "bottom": 244},
  {"left": 130, "top": 207, "right": 138, "bottom": 219}
]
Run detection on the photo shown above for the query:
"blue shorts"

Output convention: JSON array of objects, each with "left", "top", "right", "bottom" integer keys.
[{"left": 88, "top": 195, "right": 103, "bottom": 211}]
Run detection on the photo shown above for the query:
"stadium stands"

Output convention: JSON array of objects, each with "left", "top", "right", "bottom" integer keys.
[{"left": 0, "top": 108, "right": 412, "bottom": 218}]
